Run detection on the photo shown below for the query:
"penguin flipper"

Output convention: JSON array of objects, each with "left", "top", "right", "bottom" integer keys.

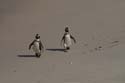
[
  {"left": 61, "top": 34, "right": 65, "bottom": 46},
  {"left": 39, "top": 41, "right": 44, "bottom": 52},
  {"left": 29, "top": 40, "right": 35, "bottom": 50},
  {"left": 70, "top": 35, "right": 76, "bottom": 43}
]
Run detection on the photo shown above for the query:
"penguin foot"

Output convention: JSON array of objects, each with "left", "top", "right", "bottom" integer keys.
[
  {"left": 66, "top": 47, "right": 70, "bottom": 50},
  {"left": 36, "top": 53, "right": 41, "bottom": 58}
]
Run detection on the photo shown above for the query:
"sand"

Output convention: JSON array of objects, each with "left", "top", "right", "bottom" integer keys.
[{"left": 0, "top": 0, "right": 125, "bottom": 83}]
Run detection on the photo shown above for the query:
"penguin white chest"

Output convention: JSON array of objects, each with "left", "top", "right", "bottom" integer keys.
[
  {"left": 32, "top": 42, "right": 40, "bottom": 53},
  {"left": 65, "top": 34, "right": 72, "bottom": 46}
]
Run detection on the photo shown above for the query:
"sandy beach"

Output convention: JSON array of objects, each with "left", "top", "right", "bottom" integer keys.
[{"left": 0, "top": 0, "right": 125, "bottom": 83}]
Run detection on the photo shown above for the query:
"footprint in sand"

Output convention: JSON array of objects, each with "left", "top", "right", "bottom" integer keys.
[
  {"left": 13, "top": 70, "right": 17, "bottom": 72},
  {"left": 94, "top": 46, "right": 102, "bottom": 51},
  {"left": 94, "top": 40, "right": 120, "bottom": 51},
  {"left": 82, "top": 40, "right": 120, "bottom": 54},
  {"left": 112, "top": 40, "right": 119, "bottom": 43},
  {"left": 84, "top": 43, "right": 88, "bottom": 46}
]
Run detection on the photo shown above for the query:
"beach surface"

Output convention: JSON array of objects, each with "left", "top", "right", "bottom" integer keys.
[{"left": 0, "top": 0, "right": 125, "bottom": 83}]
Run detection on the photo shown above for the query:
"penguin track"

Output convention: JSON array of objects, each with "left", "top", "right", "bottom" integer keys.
[{"left": 82, "top": 40, "right": 120, "bottom": 55}]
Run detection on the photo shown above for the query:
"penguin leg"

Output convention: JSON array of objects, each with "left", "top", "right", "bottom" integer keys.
[
  {"left": 63, "top": 44, "right": 68, "bottom": 52},
  {"left": 37, "top": 55, "right": 40, "bottom": 58},
  {"left": 64, "top": 44, "right": 71, "bottom": 52},
  {"left": 38, "top": 53, "right": 41, "bottom": 58},
  {"left": 35, "top": 53, "right": 41, "bottom": 58},
  {"left": 66, "top": 47, "right": 70, "bottom": 50},
  {"left": 35, "top": 53, "right": 38, "bottom": 57},
  {"left": 38, "top": 52, "right": 42, "bottom": 58},
  {"left": 35, "top": 53, "right": 37, "bottom": 57}
]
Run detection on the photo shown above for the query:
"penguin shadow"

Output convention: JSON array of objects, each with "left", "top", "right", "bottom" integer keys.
[
  {"left": 17, "top": 55, "right": 36, "bottom": 58},
  {"left": 46, "top": 48, "right": 66, "bottom": 52}
]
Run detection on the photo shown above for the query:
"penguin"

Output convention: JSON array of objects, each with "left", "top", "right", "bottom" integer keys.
[
  {"left": 29, "top": 34, "right": 44, "bottom": 58},
  {"left": 61, "top": 27, "right": 76, "bottom": 52}
]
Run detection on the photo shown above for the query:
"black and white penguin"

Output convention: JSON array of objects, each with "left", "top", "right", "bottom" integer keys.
[
  {"left": 61, "top": 27, "right": 76, "bottom": 52},
  {"left": 29, "top": 34, "right": 44, "bottom": 58}
]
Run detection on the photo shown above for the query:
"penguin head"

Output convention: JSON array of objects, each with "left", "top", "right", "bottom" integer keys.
[
  {"left": 35, "top": 34, "right": 40, "bottom": 39},
  {"left": 65, "top": 27, "right": 69, "bottom": 32}
]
